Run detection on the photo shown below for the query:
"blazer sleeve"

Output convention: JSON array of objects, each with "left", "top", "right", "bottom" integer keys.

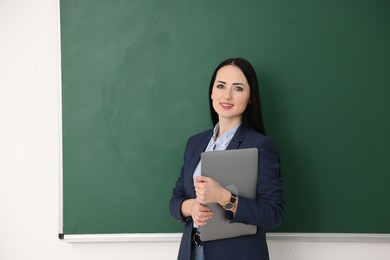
[
  {"left": 169, "top": 166, "right": 190, "bottom": 224},
  {"left": 169, "top": 141, "right": 192, "bottom": 224},
  {"left": 229, "top": 136, "right": 286, "bottom": 230}
]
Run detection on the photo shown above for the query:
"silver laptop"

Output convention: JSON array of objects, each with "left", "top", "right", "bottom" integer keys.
[{"left": 200, "top": 148, "right": 258, "bottom": 241}]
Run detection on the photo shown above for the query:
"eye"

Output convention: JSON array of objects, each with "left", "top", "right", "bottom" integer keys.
[
  {"left": 234, "top": 86, "right": 244, "bottom": 92},
  {"left": 216, "top": 84, "right": 225, "bottom": 89}
]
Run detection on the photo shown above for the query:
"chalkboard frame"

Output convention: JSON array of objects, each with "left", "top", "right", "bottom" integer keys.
[{"left": 59, "top": 0, "right": 390, "bottom": 239}]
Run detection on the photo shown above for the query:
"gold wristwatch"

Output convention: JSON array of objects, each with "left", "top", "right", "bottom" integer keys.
[{"left": 222, "top": 193, "right": 237, "bottom": 210}]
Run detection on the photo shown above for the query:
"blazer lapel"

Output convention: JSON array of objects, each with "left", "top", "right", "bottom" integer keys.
[{"left": 226, "top": 125, "right": 248, "bottom": 150}]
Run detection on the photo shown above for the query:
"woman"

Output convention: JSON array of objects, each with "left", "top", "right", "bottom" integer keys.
[{"left": 169, "top": 58, "right": 285, "bottom": 260}]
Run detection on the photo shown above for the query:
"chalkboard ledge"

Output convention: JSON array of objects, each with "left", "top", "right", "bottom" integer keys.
[
  {"left": 268, "top": 233, "right": 390, "bottom": 243},
  {"left": 60, "top": 233, "right": 390, "bottom": 243},
  {"left": 60, "top": 233, "right": 183, "bottom": 243}
]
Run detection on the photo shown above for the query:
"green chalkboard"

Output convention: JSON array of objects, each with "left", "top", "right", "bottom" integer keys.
[{"left": 61, "top": 0, "right": 390, "bottom": 235}]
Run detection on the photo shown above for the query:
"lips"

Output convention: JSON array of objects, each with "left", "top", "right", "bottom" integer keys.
[{"left": 220, "top": 102, "right": 233, "bottom": 109}]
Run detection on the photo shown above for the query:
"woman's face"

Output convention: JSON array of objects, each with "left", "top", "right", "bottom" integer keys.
[{"left": 211, "top": 65, "right": 251, "bottom": 124}]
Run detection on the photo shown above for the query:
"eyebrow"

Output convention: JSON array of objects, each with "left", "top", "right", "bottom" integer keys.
[{"left": 216, "top": 80, "right": 245, "bottom": 86}]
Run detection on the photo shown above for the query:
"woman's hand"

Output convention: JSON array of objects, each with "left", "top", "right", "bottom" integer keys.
[
  {"left": 194, "top": 176, "right": 231, "bottom": 206},
  {"left": 181, "top": 199, "right": 213, "bottom": 227}
]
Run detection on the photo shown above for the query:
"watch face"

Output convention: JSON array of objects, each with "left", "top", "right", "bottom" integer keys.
[{"left": 224, "top": 202, "right": 234, "bottom": 210}]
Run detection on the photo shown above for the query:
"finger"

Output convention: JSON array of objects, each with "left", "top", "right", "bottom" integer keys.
[
  {"left": 196, "top": 217, "right": 212, "bottom": 227},
  {"left": 195, "top": 220, "right": 207, "bottom": 227},
  {"left": 193, "top": 205, "right": 212, "bottom": 216},
  {"left": 199, "top": 205, "right": 211, "bottom": 212},
  {"left": 194, "top": 213, "right": 213, "bottom": 225},
  {"left": 193, "top": 182, "right": 203, "bottom": 190},
  {"left": 196, "top": 196, "right": 208, "bottom": 205},
  {"left": 194, "top": 181, "right": 207, "bottom": 189},
  {"left": 194, "top": 175, "right": 210, "bottom": 183}
]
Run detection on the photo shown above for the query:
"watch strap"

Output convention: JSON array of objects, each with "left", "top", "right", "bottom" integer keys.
[{"left": 229, "top": 193, "right": 237, "bottom": 204}]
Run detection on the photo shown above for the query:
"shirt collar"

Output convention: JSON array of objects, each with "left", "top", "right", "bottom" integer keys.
[{"left": 212, "top": 122, "right": 241, "bottom": 147}]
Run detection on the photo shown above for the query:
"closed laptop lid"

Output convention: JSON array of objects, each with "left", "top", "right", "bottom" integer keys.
[{"left": 200, "top": 148, "right": 258, "bottom": 241}]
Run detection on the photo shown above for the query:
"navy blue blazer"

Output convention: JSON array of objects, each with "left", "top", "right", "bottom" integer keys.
[{"left": 169, "top": 125, "right": 286, "bottom": 260}]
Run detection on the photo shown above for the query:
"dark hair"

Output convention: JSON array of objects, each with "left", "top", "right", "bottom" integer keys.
[{"left": 208, "top": 57, "right": 266, "bottom": 135}]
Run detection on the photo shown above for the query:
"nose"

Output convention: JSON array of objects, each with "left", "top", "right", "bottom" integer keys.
[{"left": 223, "top": 87, "right": 233, "bottom": 100}]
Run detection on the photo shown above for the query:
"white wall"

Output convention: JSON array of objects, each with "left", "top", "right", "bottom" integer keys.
[{"left": 0, "top": 1, "right": 389, "bottom": 259}]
